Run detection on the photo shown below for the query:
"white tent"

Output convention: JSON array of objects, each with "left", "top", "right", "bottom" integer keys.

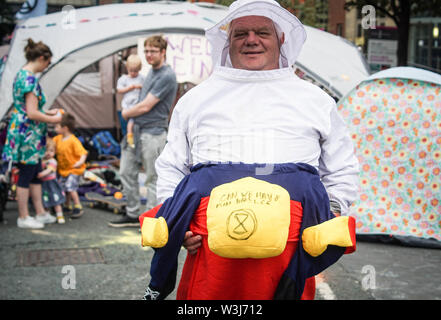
[
  {"left": 296, "top": 26, "right": 370, "bottom": 99},
  {"left": 0, "top": 1, "right": 225, "bottom": 120},
  {"left": 0, "top": 1, "right": 370, "bottom": 121}
]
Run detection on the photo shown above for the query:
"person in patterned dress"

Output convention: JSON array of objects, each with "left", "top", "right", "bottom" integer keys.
[{"left": 1, "top": 38, "right": 63, "bottom": 229}]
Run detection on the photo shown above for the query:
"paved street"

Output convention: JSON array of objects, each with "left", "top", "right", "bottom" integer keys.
[{"left": 1, "top": 201, "right": 440, "bottom": 300}]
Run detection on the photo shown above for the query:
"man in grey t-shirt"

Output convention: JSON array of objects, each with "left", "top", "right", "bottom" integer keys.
[{"left": 109, "top": 35, "right": 177, "bottom": 227}]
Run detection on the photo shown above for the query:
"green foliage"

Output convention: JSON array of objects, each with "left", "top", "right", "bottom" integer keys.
[
  {"left": 215, "top": 0, "right": 236, "bottom": 7},
  {"left": 345, "top": 0, "right": 441, "bottom": 24},
  {"left": 279, "top": 0, "right": 327, "bottom": 30}
]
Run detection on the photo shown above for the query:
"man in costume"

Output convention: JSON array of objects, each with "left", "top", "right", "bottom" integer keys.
[{"left": 140, "top": 0, "right": 359, "bottom": 300}]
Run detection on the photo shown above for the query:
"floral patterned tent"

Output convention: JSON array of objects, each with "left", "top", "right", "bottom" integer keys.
[{"left": 337, "top": 67, "right": 441, "bottom": 247}]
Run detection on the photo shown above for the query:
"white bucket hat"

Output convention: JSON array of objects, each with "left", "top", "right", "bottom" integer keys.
[{"left": 205, "top": 0, "right": 307, "bottom": 68}]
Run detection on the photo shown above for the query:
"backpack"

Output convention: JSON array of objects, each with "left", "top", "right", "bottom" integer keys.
[{"left": 92, "top": 131, "right": 120, "bottom": 156}]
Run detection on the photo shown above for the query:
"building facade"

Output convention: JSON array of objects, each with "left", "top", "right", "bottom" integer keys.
[{"left": 408, "top": 17, "right": 441, "bottom": 73}]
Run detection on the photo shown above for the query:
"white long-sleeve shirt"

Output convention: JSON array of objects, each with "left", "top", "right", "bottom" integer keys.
[{"left": 155, "top": 66, "right": 359, "bottom": 215}]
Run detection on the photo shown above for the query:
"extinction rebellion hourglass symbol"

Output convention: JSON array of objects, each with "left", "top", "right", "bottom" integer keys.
[{"left": 227, "top": 209, "right": 257, "bottom": 240}]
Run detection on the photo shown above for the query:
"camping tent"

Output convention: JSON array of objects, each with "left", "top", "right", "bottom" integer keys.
[
  {"left": 0, "top": 1, "right": 225, "bottom": 123},
  {"left": 337, "top": 67, "right": 441, "bottom": 247},
  {"left": 52, "top": 55, "right": 116, "bottom": 130},
  {"left": 0, "top": 1, "right": 370, "bottom": 123},
  {"left": 295, "top": 27, "right": 370, "bottom": 99}
]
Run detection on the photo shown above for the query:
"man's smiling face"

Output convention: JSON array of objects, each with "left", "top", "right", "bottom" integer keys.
[{"left": 229, "top": 15, "right": 284, "bottom": 71}]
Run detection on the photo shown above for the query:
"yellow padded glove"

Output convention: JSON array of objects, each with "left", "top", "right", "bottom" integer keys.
[
  {"left": 141, "top": 217, "right": 169, "bottom": 248},
  {"left": 302, "top": 216, "right": 356, "bottom": 257}
]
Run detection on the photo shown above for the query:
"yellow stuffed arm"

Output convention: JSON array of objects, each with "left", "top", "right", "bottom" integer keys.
[
  {"left": 141, "top": 217, "right": 169, "bottom": 248},
  {"left": 302, "top": 216, "right": 356, "bottom": 257}
]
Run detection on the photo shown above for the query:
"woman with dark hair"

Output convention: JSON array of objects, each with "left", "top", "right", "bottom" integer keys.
[{"left": 2, "top": 38, "right": 63, "bottom": 229}]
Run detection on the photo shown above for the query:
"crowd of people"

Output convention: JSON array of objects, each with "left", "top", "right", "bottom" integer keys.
[
  {"left": 1, "top": 33, "right": 177, "bottom": 230},
  {"left": 1, "top": 0, "right": 359, "bottom": 300}
]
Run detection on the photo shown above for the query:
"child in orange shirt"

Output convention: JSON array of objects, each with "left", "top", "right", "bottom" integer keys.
[{"left": 53, "top": 113, "right": 88, "bottom": 218}]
